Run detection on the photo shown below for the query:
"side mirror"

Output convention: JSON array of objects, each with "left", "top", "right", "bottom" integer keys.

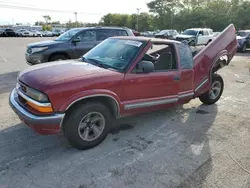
[
  {"left": 198, "top": 34, "right": 202, "bottom": 36},
  {"left": 72, "top": 37, "right": 81, "bottom": 43},
  {"left": 137, "top": 60, "right": 154, "bottom": 73}
]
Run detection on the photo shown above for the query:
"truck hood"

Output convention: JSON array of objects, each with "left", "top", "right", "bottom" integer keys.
[
  {"left": 18, "top": 60, "right": 122, "bottom": 92},
  {"left": 27, "top": 40, "right": 65, "bottom": 48}
]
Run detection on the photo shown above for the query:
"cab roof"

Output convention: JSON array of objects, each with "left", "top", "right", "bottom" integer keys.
[{"left": 111, "top": 36, "right": 182, "bottom": 44}]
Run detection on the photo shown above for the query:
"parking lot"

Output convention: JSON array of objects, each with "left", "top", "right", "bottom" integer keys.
[{"left": 0, "top": 37, "right": 250, "bottom": 188}]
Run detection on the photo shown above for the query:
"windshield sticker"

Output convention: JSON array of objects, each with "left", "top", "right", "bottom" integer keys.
[{"left": 125, "top": 40, "right": 142, "bottom": 47}]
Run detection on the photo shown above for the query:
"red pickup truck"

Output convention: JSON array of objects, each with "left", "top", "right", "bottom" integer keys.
[{"left": 9, "top": 24, "right": 237, "bottom": 150}]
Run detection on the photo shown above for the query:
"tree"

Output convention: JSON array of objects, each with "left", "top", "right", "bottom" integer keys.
[{"left": 43, "top": 15, "right": 51, "bottom": 25}]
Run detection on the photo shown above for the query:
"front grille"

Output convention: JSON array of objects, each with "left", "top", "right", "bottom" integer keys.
[
  {"left": 26, "top": 47, "right": 32, "bottom": 54},
  {"left": 176, "top": 37, "right": 185, "bottom": 41}
]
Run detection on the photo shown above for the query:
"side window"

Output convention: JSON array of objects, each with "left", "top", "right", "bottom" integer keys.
[
  {"left": 78, "top": 30, "right": 96, "bottom": 42},
  {"left": 114, "top": 30, "right": 128, "bottom": 36},
  {"left": 198, "top": 30, "right": 204, "bottom": 35},
  {"left": 176, "top": 43, "right": 194, "bottom": 69},
  {"left": 203, "top": 30, "right": 209, "bottom": 35},
  {"left": 139, "top": 44, "right": 177, "bottom": 72},
  {"left": 96, "top": 29, "right": 114, "bottom": 41}
]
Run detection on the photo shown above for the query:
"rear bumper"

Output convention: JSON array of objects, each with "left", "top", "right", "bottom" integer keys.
[{"left": 9, "top": 88, "right": 65, "bottom": 134}]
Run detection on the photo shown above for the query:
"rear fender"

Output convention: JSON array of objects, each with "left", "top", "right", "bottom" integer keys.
[{"left": 193, "top": 24, "right": 237, "bottom": 97}]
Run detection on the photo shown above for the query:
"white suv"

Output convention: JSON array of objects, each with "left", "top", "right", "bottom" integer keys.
[{"left": 176, "top": 28, "right": 214, "bottom": 46}]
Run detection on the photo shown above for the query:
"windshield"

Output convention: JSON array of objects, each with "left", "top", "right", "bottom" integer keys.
[
  {"left": 237, "top": 31, "right": 249, "bottom": 37},
  {"left": 55, "top": 28, "right": 82, "bottom": 41},
  {"left": 82, "top": 38, "right": 145, "bottom": 71},
  {"left": 182, "top": 29, "right": 198, "bottom": 36}
]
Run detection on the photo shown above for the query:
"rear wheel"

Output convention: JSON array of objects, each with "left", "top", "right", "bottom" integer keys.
[
  {"left": 199, "top": 74, "right": 224, "bottom": 105},
  {"left": 49, "top": 54, "right": 68, "bottom": 62},
  {"left": 63, "top": 102, "right": 112, "bottom": 150}
]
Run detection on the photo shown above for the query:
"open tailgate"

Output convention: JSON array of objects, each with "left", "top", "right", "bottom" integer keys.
[{"left": 193, "top": 24, "right": 237, "bottom": 97}]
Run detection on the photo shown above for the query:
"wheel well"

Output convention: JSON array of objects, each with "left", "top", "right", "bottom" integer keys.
[
  {"left": 49, "top": 52, "right": 70, "bottom": 61},
  {"left": 65, "top": 96, "right": 119, "bottom": 119},
  {"left": 210, "top": 54, "right": 228, "bottom": 75}
]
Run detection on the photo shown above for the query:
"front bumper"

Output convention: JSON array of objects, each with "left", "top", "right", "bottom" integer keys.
[
  {"left": 25, "top": 53, "right": 48, "bottom": 65},
  {"left": 9, "top": 88, "right": 65, "bottom": 134}
]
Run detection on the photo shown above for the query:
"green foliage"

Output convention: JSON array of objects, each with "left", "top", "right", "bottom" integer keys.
[
  {"left": 42, "top": 25, "right": 52, "bottom": 31},
  {"left": 35, "top": 0, "right": 250, "bottom": 32},
  {"left": 99, "top": 0, "right": 250, "bottom": 31}
]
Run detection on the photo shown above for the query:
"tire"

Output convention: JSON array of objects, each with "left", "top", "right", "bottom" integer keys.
[
  {"left": 241, "top": 43, "right": 247, "bottom": 53},
  {"left": 199, "top": 73, "right": 224, "bottom": 105},
  {"left": 63, "top": 102, "right": 112, "bottom": 150},
  {"left": 49, "top": 54, "right": 68, "bottom": 62},
  {"left": 189, "top": 40, "right": 195, "bottom": 46}
]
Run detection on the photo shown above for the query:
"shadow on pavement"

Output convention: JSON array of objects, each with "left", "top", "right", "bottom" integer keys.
[
  {"left": 0, "top": 71, "right": 19, "bottom": 94},
  {"left": 174, "top": 104, "right": 217, "bottom": 187},
  {"left": 0, "top": 103, "right": 218, "bottom": 188}
]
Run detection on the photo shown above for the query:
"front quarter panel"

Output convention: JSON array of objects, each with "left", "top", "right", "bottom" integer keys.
[{"left": 56, "top": 89, "right": 122, "bottom": 114}]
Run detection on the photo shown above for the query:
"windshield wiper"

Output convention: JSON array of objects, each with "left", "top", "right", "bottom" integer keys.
[{"left": 87, "top": 58, "right": 108, "bottom": 68}]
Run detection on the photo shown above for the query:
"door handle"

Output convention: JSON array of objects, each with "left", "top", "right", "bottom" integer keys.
[{"left": 173, "top": 75, "right": 180, "bottom": 81}]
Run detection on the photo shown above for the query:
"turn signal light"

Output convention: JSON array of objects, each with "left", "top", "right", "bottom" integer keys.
[{"left": 27, "top": 101, "right": 53, "bottom": 113}]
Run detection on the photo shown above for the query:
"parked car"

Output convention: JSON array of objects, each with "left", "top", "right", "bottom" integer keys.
[
  {"left": 213, "top": 32, "right": 221, "bottom": 38},
  {"left": 0, "top": 29, "right": 4, "bottom": 37},
  {"left": 10, "top": 24, "right": 237, "bottom": 150},
  {"left": 42, "top": 31, "right": 53, "bottom": 37},
  {"left": 141, "top": 31, "right": 155, "bottom": 37},
  {"left": 32, "top": 30, "right": 43, "bottom": 37},
  {"left": 16, "top": 29, "right": 33, "bottom": 37},
  {"left": 52, "top": 29, "right": 62, "bottom": 36},
  {"left": 175, "top": 28, "right": 214, "bottom": 46},
  {"left": 132, "top": 30, "right": 141, "bottom": 36},
  {"left": 236, "top": 30, "right": 250, "bottom": 53},
  {"left": 154, "top": 29, "right": 179, "bottom": 39},
  {"left": 2, "top": 28, "right": 16, "bottom": 37},
  {"left": 25, "top": 26, "right": 134, "bottom": 65}
]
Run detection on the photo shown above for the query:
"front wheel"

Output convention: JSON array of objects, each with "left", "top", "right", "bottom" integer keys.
[
  {"left": 63, "top": 102, "right": 112, "bottom": 150},
  {"left": 241, "top": 43, "right": 247, "bottom": 53},
  {"left": 199, "top": 74, "right": 224, "bottom": 105},
  {"left": 49, "top": 54, "right": 68, "bottom": 61}
]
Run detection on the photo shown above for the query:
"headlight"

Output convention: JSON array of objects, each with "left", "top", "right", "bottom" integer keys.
[
  {"left": 16, "top": 82, "right": 49, "bottom": 103},
  {"left": 31, "top": 47, "right": 48, "bottom": 54},
  {"left": 26, "top": 87, "right": 49, "bottom": 102}
]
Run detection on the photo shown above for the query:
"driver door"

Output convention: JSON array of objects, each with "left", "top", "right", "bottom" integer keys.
[
  {"left": 70, "top": 30, "right": 97, "bottom": 58},
  {"left": 122, "top": 44, "right": 180, "bottom": 112}
]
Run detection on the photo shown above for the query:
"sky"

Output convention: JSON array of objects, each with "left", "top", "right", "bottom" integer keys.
[{"left": 0, "top": 0, "right": 150, "bottom": 25}]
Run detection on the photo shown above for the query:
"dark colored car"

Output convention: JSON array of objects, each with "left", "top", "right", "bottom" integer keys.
[
  {"left": 236, "top": 30, "right": 250, "bottom": 53},
  {"left": 25, "top": 27, "right": 134, "bottom": 65},
  {"left": 0, "top": 29, "right": 4, "bottom": 37},
  {"left": 2, "top": 28, "right": 16, "bottom": 37},
  {"left": 10, "top": 24, "right": 237, "bottom": 150},
  {"left": 154, "top": 29, "right": 179, "bottom": 39}
]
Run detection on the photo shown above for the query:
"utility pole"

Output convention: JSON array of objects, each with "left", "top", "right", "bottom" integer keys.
[
  {"left": 136, "top": 8, "right": 141, "bottom": 31},
  {"left": 74, "top": 12, "right": 78, "bottom": 27}
]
